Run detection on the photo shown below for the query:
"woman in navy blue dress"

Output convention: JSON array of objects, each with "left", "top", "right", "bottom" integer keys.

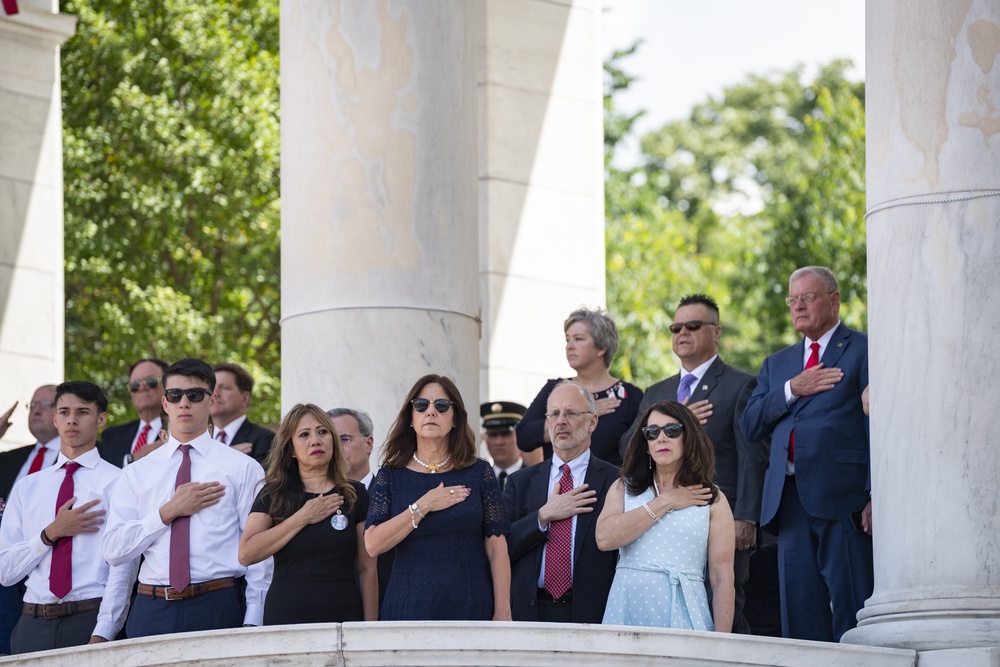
[{"left": 365, "top": 374, "right": 511, "bottom": 621}]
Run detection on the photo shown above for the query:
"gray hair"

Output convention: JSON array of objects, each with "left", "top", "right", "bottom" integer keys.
[
  {"left": 564, "top": 307, "right": 620, "bottom": 369},
  {"left": 789, "top": 266, "right": 839, "bottom": 293},
  {"left": 326, "top": 407, "right": 374, "bottom": 438},
  {"left": 549, "top": 380, "right": 597, "bottom": 414}
]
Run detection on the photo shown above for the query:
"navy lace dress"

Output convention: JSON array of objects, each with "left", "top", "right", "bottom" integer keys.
[{"left": 366, "top": 459, "right": 509, "bottom": 620}]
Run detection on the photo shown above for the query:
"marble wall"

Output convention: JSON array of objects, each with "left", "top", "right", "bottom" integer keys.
[{"left": 0, "top": 0, "right": 75, "bottom": 448}]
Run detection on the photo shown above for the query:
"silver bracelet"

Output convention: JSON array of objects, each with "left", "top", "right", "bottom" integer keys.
[
  {"left": 642, "top": 502, "right": 660, "bottom": 523},
  {"left": 408, "top": 505, "right": 419, "bottom": 529},
  {"left": 414, "top": 503, "right": 425, "bottom": 519}
]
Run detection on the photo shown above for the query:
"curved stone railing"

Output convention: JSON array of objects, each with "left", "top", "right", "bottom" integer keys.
[{"left": 0, "top": 621, "right": 916, "bottom": 666}]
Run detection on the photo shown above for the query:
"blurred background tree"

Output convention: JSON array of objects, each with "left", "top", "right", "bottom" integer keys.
[
  {"left": 606, "top": 47, "right": 866, "bottom": 387},
  {"left": 61, "top": 0, "right": 281, "bottom": 426}
]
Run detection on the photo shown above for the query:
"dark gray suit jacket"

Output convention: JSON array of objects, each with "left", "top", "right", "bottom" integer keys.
[{"left": 619, "top": 357, "right": 769, "bottom": 524}]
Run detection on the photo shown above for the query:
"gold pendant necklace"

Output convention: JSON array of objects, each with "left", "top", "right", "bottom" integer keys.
[{"left": 412, "top": 452, "right": 450, "bottom": 473}]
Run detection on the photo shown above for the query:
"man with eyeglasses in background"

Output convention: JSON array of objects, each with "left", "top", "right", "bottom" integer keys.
[
  {"left": 210, "top": 363, "right": 275, "bottom": 465},
  {"left": 0, "top": 385, "right": 59, "bottom": 655},
  {"left": 102, "top": 358, "right": 270, "bottom": 636},
  {"left": 618, "top": 294, "right": 768, "bottom": 634},
  {"left": 504, "top": 380, "right": 618, "bottom": 624},
  {"left": 98, "top": 359, "right": 168, "bottom": 467},
  {"left": 741, "top": 266, "right": 872, "bottom": 642}
]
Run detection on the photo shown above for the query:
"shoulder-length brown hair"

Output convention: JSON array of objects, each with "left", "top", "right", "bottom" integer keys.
[
  {"left": 382, "top": 374, "right": 477, "bottom": 470},
  {"left": 621, "top": 400, "right": 718, "bottom": 503},
  {"left": 262, "top": 403, "right": 358, "bottom": 520}
]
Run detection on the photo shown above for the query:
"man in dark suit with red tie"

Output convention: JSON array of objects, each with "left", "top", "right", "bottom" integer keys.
[
  {"left": 741, "top": 266, "right": 872, "bottom": 642},
  {"left": 209, "top": 363, "right": 274, "bottom": 465},
  {"left": 504, "top": 381, "right": 618, "bottom": 623},
  {"left": 98, "top": 359, "right": 168, "bottom": 467}
]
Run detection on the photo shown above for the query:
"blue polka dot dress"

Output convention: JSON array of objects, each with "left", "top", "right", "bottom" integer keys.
[{"left": 602, "top": 486, "right": 713, "bottom": 630}]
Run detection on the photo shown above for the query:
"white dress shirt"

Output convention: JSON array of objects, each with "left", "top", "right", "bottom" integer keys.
[
  {"left": 14, "top": 436, "right": 61, "bottom": 482},
  {"left": 492, "top": 459, "right": 525, "bottom": 479},
  {"left": 678, "top": 354, "right": 718, "bottom": 397},
  {"left": 782, "top": 321, "right": 841, "bottom": 475},
  {"left": 101, "top": 431, "right": 271, "bottom": 626},
  {"left": 359, "top": 470, "right": 374, "bottom": 490},
  {"left": 0, "top": 448, "right": 138, "bottom": 640},
  {"left": 537, "top": 449, "right": 591, "bottom": 589}
]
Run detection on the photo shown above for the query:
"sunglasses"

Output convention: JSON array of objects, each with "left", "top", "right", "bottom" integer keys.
[
  {"left": 668, "top": 320, "right": 718, "bottom": 334},
  {"left": 411, "top": 398, "right": 454, "bottom": 414},
  {"left": 642, "top": 423, "right": 684, "bottom": 440},
  {"left": 128, "top": 376, "right": 161, "bottom": 393},
  {"left": 164, "top": 388, "right": 211, "bottom": 403}
]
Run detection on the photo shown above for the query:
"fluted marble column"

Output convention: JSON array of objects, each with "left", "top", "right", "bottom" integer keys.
[
  {"left": 842, "top": 0, "right": 1000, "bottom": 655},
  {"left": 0, "top": 0, "right": 75, "bottom": 448},
  {"left": 280, "top": 1, "right": 479, "bottom": 445}
]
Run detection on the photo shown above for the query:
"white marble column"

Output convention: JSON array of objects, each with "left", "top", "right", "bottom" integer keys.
[
  {"left": 280, "top": 1, "right": 479, "bottom": 448},
  {"left": 0, "top": 0, "right": 75, "bottom": 448},
  {"left": 842, "top": 0, "right": 1000, "bottom": 655},
  {"left": 477, "top": 0, "right": 605, "bottom": 406}
]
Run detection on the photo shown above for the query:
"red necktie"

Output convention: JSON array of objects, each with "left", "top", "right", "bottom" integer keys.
[
  {"left": 132, "top": 424, "right": 152, "bottom": 454},
  {"left": 788, "top": 342, "right": 821, "bottom": 462},
  {"left": 544, "top": 463, "right": 574, "bottom": 599},
  {"left": 216, "top": 430, "right": 227, "bottom": 445},
  {"left": 169, "top": 445, "right": 192, "bottom": 592},
  {"left": 27, "top": 446, "right": 47, "bottom": 475},
  {"left": 49, "top": 462, "right": 82, "bottom": 599}
]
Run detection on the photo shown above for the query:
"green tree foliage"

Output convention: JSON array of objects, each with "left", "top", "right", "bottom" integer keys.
[
  {"left": 606, "top": 54, "right": 866, "bottom": 387},
  {"left": 61, "top": 0, "right": 281, "bottom": 425}
]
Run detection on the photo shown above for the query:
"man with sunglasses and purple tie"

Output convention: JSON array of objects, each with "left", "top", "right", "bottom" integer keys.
[
  {"left": 740, "top": 266, "right": 872, "bottom": 642},
  {"left": 98, "top": 358, "right": 168, "bottom": 467},
  {"left": 619, "top": 294, "right": 768, "bottom": 634},
  {"left": 102, "top": 358, "right": 271, "bottom": 636}
]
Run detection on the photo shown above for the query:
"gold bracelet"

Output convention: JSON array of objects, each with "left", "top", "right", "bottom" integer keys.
[{"left": 641, "top": 502, "right": 660, "bottom": 523}]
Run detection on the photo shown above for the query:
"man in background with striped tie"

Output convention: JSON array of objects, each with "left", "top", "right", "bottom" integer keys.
[{"left": 98, "top": 358, "right": 168, "bottom": 467}]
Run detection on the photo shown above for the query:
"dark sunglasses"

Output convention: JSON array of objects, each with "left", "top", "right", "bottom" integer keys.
[
  {"left": 164, "top": 388, "right": 211, "bottom": 403},
  {"left": 642, "top": 423, "right": 684, "bottom": 440},
  {"left": 668, "top": 320, "right": 718, "bottom": 334},
  {"left": 411, "top": 398, "right": 454, "bottom": 414},
  {"left": 128, "top": 376, "right": 161, "bottom": 393}
]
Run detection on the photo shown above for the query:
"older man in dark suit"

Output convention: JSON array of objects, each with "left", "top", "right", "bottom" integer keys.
[
  {"left": 504, "top": 381, "right": 618, "bottom": 623},
  {"left": 98, "top": 359, "right": 168, "bottom": 467},
  {"left": 741, "top": 266, "right": 872, "bottom": 642},
  {"left": 619, "top": 294, "right": 767, "bottom": 634}
]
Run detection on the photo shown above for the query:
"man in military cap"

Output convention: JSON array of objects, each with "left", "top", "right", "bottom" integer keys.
[{"left": 480, "top": 401, "right": 527, "bottom": 492}]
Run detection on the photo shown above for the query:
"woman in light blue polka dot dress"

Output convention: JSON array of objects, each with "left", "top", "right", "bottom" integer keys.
[{"left": 596, "top": 400, "right": 735, "bottom": 631}]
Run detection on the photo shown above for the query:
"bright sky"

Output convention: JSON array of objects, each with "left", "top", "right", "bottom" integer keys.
[{"left": 600, "top": 1, "right": 866, "bottom": 159}]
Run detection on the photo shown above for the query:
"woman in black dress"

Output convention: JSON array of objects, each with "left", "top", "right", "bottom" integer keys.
[
  {"left": 239, "top": 403, "right": 377, "bottom": 624},
  {"left": 364, "top": 374, "right": 511, "bottom": 621}
]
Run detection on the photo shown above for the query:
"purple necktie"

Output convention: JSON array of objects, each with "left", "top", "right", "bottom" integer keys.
[
  {"left": 169, "top": 445, "right": 192, "bottom": 592},
  {"left": 49, "top": 462, "right": 82, "bottom": 598},
  {"left": 677, "top": 374, "right": 697, "bottom": 403}
]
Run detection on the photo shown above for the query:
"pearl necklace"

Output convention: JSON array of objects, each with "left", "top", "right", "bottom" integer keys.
[{"left": 412, "top": 452, "right": 450, "bottom": 473}]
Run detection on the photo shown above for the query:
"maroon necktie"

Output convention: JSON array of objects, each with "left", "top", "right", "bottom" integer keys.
[
  {"left": 27, "top": 446, "right": 47, "bottom": 475},
  {"left": 132, "top": 424, "right": 152, "bottom": 454},
  {"left": 788, "top": 342, "right": 821, "bottom": 462},
  {"left": 169, "top": 445, "right": 192, "bottom": 592},
  {"left": 216, "top": 430, "right": 227, "bottom": 445},
  {"left": 544, "top": 463, "right": 574, "bottom": 599},
  {"left": 49, "top": 462, "right": 82, "bottom": 598}
]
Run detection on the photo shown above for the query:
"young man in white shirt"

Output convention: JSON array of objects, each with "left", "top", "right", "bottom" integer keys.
[
  {"left": 102, "top": 358, "right": 270, "bottom": 636},
  {"left": 0, "top": 381, "right": 138, "bottom": 654}
]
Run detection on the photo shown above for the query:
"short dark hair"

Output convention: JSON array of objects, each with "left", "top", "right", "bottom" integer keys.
[
  {"left": 213, "top": 362, "right": 255, "bottom": 394},
  {"left": 678, "top": 294, "right": 720, "bottom": 321},
  {"left": 55, "top": 381, "right": 109, "bottom": 413},
  {"left": 129, "top": 358, "right": 169, "bottom": 377},
  {"left": 163, "top": 358, "right": 216, "bottom": 392}
]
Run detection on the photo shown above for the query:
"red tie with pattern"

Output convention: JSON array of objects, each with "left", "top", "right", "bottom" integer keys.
[
  {"left": 788, "top": 342, "right": 821, "bottom": 462},
  {"left": 27, "top": 446, "right": 47, "bottom": 475},
  {"left": 544, "top": 463, "right": 574, "bottom": 599},
  {"left": 132, "top": 424, "right": 152, "bottom": 454},
  {"left": 169, "top": 445, "right": 193, "bottom": 592},
  {"left": 49, "top": 462, "right": 82, "bottom": 598}
]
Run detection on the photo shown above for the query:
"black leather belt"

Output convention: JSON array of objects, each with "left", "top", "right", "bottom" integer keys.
[{"left": 537, "top": 588, "right": 572, "bottom": 603}]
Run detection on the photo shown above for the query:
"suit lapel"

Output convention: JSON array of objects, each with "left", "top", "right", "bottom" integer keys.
[
  {"left": 530, "top": 461, "right": 553, "bottom": 569},
  {"left": 574, "top": 460, "right": 603, "bottom": 564},
  {"left": 690, "top": 357, "right": 725, "bottom": 402},
  {"left": 820, "top": 323, "right": 850, "bottom": 368}
]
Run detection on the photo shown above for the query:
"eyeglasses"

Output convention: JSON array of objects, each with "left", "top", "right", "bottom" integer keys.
[
  {"left": 668, "top": 320, "right": 718, "bottom": 334},
  {"left": 642, "top": 423, "right": 684, "bottom": 440},
  {"left": 785, "top": 292, "right": 831, "bottom": 307},
  {"left": 544, "top": 409, "right": 594, "bottom": 421},
  {"left": 411, "top": 398, "right": 454, "bottom": 414},
  {"left": 128, "top": 376, "right": 161, "bottom": 393},
  {"left": 26, "top": 400, "right": 55, "bottom": 411},
  {"left": 164, "top": 388, "right": 211, "bottom": 403}
]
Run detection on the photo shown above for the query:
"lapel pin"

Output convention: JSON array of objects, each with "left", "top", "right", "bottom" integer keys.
[{"left": 702, "top": 385, "right": 708, "bottom": 391}]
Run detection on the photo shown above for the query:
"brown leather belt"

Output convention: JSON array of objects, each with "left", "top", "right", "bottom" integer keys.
[
  {"left": 23, "top": 597, "right": 102, "bottom": 618},
  {"left": 137, "top": 577, "right": 237, "bottom": 600}
]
